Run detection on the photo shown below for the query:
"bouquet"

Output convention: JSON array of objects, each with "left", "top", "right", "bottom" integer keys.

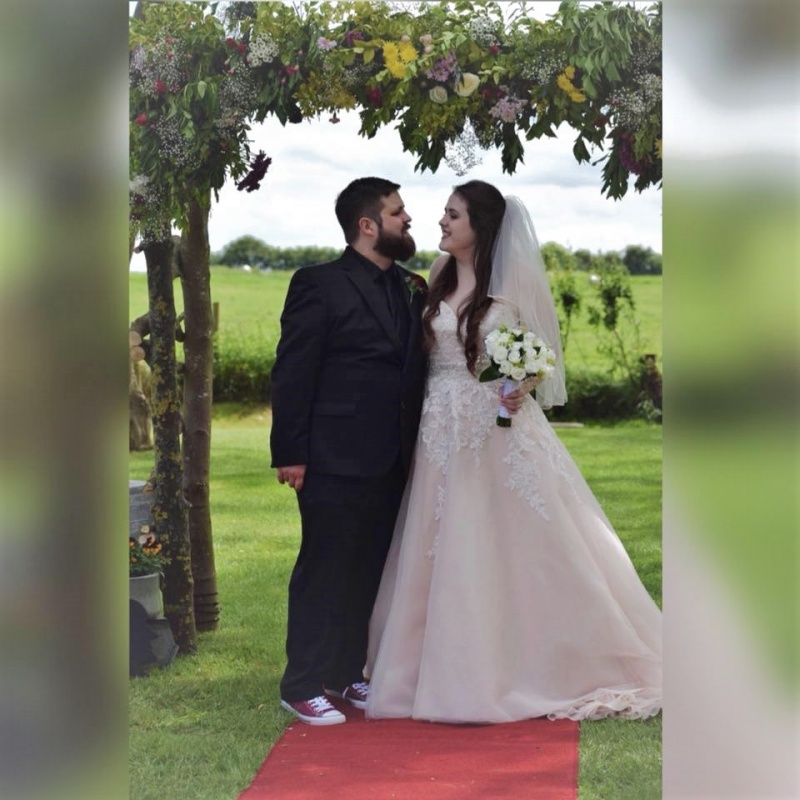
[{"left": 478, "top": 324, "right": 557, "bottom": 427}]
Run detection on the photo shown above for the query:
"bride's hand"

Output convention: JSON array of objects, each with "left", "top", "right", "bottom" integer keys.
[
  {"left": 499, "top": 375, "right": 542, "bottom": 415},
  {"left": 499, "top": 386, "right": 526, "bottom": 415}
]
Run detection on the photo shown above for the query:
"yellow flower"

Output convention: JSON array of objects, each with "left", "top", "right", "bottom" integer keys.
[
  {"left": 383, "top": 40, "right": 418, "bottom": 79},
  {"left": 557, "top": 72, "right": 586, "bottom": 103},
  {"left": 564, "top": 65, "right": 575, "bottom": 80},
  {"left": 655, "top": 138, "right": 663, "bottom": 159},
  {"left": 556, "top": 73, "right": 572, "bottom": 93},
  {"left": 454, "top": 72, "right": 480, "bottom": 97},
  {"left": 397, "top": 40, "right": 418, "bottom": 64}
]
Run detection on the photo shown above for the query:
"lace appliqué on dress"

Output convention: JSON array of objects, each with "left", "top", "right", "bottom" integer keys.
[
  {"left": 420, "top": 301, "right": 581, "bottom": 521},
  {"left": 426, "top": 484, "right": 447, "bottom": 560}
]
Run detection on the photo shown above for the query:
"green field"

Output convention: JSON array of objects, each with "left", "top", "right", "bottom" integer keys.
[{"left": 129, "top": 266, "right": 662, "bottom": 375}]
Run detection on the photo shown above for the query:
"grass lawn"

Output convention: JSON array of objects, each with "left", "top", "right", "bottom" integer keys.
[
  {"left": 129, "top": 268, "right": 661, "bottom": 375},
  {"left": 129, "top": 406, "right": 661, "bottom": 800}
]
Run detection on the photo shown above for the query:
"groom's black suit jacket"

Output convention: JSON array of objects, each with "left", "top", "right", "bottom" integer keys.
[{"left": 270, "top": 247, "right": 427, "bottom": 478}]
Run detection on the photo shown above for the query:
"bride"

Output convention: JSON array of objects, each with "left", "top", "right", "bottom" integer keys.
[{"left": 365, "top": 180, "right": 662, "bottom": 723}]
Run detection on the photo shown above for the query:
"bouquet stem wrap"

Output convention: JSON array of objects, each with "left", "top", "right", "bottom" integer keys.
[{"left": 497, "top": 378, "right": 519, "bottom": 427}]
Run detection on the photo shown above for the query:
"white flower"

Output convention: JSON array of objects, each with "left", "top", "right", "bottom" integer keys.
[
  {"left": 454, "top": 72, "right": 480, "bottom": 97},
  {"left": 429, "top": 85, "right": 448, "bottom": 104},
  {"left": 510, "top": 366, "right": 526, "bottom": 381},
  {"left": 524, "top": 355, "right": 542, "bottom": 373},
  {"left": 492, "top": 345, "right": 509, "bottom": 362},
  {"left": 499, "top": 360, "right": 513, "bottom": 375},
  {"left": 130, "top": 175, "right": 150, "bottom": 195}
]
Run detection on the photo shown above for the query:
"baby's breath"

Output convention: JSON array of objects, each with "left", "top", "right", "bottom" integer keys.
[
  {"left": 215, "top": 69, "right": 259, "bottom": 131},
  {"left": 247, "top": 33, "right": 279, "bottom": 67},
  {"left": 520, "top": 52, "right": 562, "bottom": 85},
  {"left": 130, "top": 36, "right": 188, "bottom": 95},
  {"left": 445, "top": 122, "right": 485, "bottom": 176},
  {"left": 468, "top": 16, "right": 499, "bottom": 48},
  {"left": 609, "top": 73, "right": 661, "bottom": 130}
]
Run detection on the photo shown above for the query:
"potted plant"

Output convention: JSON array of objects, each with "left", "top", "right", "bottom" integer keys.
[{"left": 129, "top": 525, "right": 169, "bottom": 619}]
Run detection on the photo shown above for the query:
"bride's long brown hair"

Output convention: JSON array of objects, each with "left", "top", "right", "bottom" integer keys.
[{"left": 422, "top": 180, "right": 506, "bottom": 375}]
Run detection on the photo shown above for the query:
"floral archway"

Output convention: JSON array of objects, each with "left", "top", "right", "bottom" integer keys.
[{"left": 129, "top": 0, "right": 661, "bottom": 653}]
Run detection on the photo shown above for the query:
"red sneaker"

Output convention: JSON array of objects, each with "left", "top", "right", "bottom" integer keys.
[
  {"left": 325, "top": 681, "right": 370, "bottom": 710},
  {"left": 280, "top": 695, "right": 346, "bottom": 726}
]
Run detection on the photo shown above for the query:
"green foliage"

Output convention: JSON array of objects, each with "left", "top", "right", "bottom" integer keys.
[
  {"left": 551, "top": 266, "right": 582, "bottom": 353},
  {"left": 129, "top": 410, "right": 661, "bottom": 800},
  {"left": 130, "top": 1, "right": 662, "bottom": 244},
  {"left": 541, "top": 241, "right": 577, "bottom": 272},
  {"left": 549, "top": 366, "right": 642, "bottom": 421},
  {"left": 586, "top": 256, "right": 644, "bottom": 383},
  {"left": 213, "top": 324, "right": 277, "bottom": 403}
]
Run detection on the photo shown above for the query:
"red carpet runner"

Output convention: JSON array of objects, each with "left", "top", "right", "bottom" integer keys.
[{"left": 239, "top": 701, "right": 579, "bottom": 800}]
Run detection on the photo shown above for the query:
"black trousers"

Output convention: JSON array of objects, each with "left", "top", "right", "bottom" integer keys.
[{"left": 279, "top": 461, "right": 405, "bottom": 702}]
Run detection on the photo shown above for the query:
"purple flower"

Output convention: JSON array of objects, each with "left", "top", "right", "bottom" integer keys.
[
  {"left": 426, "top": 51, "right": 457, "bottom": 82},
  {"left": 317, "top": 36, "right": 338, "bottom": 52},
  {"left": 344, "top": 30, "right": 364, "bottom": 47},
  {"left": 618, "top": 135, "right": 647, "bottom": 175}
]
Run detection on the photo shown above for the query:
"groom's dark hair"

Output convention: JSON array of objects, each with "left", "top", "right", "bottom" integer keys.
[{"left": 335, "top": 177, "right": 401, "bottom": 244}]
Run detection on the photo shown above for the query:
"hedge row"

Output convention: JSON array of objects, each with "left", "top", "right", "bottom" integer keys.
[{"left": 213, "top": 346, "right": 661, "bottom": 422}]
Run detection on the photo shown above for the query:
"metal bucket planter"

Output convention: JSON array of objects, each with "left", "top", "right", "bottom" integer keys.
[{"left": 129, "top": 572, "right": 164, "bottom": 619}]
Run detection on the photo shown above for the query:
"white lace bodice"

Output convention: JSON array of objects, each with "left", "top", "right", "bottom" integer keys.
[{"left": 419, "top": 300, "right": 578, "bottom": 525}]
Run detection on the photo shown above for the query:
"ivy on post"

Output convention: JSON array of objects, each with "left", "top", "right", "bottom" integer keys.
[{"left": 143, "top": 236, "right": 197, "bottom": 655}]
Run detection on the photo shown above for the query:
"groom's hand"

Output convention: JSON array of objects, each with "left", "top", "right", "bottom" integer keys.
[{"left": 277, "top": 465, "right": 307, "bottom": 492}]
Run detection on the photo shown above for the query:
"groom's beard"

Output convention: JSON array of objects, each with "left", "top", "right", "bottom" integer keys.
[{"left": 374, "top": 225, "right": 416, "bottom": 262}]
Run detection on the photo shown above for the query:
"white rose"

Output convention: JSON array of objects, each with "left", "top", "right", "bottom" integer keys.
[
  {"left": 499, "top": 360, "right": 513, "bottom": 375},
  {"left": 493, "top": 345, "right": 509, "bottom": 362},
  {"left": 454, "top": 72, "right": 480, "bottom": 97},
  {"left": 510, "top": 366, "right": 526, "bottom": 381},
  {"left": 524, "top": 357, "right": 541, "bottom": 373},
  {"left": 429, "top": 86, "right": 448, "bottom": 104}
]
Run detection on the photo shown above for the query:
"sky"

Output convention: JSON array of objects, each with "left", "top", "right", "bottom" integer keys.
[{"left": 129, "top": 2, "right": 663, "bottom": 272}]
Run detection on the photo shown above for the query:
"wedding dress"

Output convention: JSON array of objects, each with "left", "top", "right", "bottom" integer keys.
[{"left": 365, "top": 298, "right": 662, "bottom": 723}]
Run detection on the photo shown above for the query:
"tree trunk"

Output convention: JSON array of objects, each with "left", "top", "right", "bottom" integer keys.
[
  {"left": 180, "top": 197, "right": 220, "bottom": 631},
  {"left": 144, "top": 237, "right": 197, "bottom": 654}
]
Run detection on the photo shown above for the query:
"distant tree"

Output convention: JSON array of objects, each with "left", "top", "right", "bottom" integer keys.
[
  {"left": 623, "top": 244, "right": 662, "bottom": 275},
  {"left": 216, "top": 235, "right": 272, "bottom": 268},
  {"left": 541, "top": 242, "right": 577, "bottom": 273},
  {"left": 401, "top": 250, "right": 440, "bottom": 272},
  {"left": 573, "top": 248, "right": 595, "bottom": 272}
]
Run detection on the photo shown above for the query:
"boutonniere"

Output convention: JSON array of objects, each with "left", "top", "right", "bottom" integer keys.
[{"left": 403, "top": 272, "right": 427, "bottom": 302}]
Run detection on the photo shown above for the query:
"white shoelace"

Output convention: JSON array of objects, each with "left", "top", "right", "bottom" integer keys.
[
  {"left": 350, "top": 682, "right": 369, "bottom": 696},
  {"left": 308, "top": 696, "right": 336, "bottom": 713}
]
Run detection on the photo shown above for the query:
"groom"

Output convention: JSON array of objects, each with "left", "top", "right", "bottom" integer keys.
[{"left": 270, "top": 177, "right": 428, "bottom": 725}]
